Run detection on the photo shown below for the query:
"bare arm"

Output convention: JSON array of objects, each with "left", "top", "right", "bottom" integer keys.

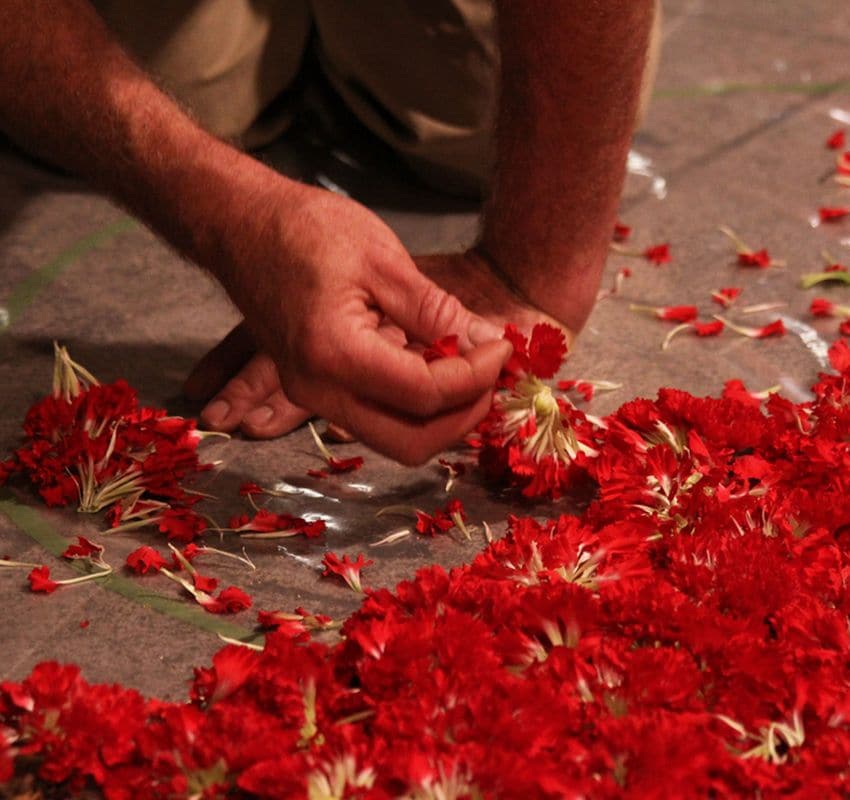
[
  {"left": 0, "top": 0, "right": 511, "bottom": 464},
  {"left": 481, "top": 1, "right": 656, "bottom": 332}
]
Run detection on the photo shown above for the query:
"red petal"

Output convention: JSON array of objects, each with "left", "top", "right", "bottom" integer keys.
[
  {"left": 828, "top": 339, "right": 850, "bottom": 373},
  {"left": 327, "top": 456, "right": 364, "bottom": 473},
  {"left": 810, "top": 298, "right": 836, "bottom": 317},
  {"left": 613, "top": 221, "right": 632, "bottom": 241},
  {"left": 659, "top": 305, "right": 698, "bottom": 323},
  {"left": 755, "top": 319, "right": 786, "bottom": 338},
  {"left": 527, "top": 323, "right": 568, "bottom": 379},
  {"left": 643, "top": 243, "right": 671, "bottom": 265},
  {"left": 738, "top": 249, "right": 772, "bottom": 268},
  {"left": 827, "top": 129, "right": 846, "bottom": 150},
  {"left": 423, "top": 334, "right": 460, "bottom": 363},
  {"left": 693, "top": 320, "right": 724, "bottom": 336},
  {"left": 819, "top": 206, "right": 850, "bottom": 223},
  {"left": 27, "top": 566, "right": 59, "bottom": 594}
]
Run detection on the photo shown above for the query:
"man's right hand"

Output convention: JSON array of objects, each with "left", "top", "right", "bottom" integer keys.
[
  {"left": 197, "top": 181, "right": 513, "bottom": 465},
  {"left": 185, "top": 246, "right": 573, "bottom": 447},
  {"left": 0, "top": 0, "right": 513, "bottom": 466}
]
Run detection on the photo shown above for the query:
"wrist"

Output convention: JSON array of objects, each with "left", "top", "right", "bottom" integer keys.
[{"left": 473, "top": 236, "right": 607, "bottom": 334}]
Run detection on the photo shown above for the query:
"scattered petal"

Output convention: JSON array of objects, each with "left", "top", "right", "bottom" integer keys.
[
  {"left": 612, "top": 221, "right": 632, "bottom": 241},
  {"left": 125, "top": 546, "right": 168, "bottom": 575},
  {"left": 321, "top": 553, "right": 372, "bottom": 593},
  {"left": 827, "top": 129, "right": 846, "bottom": 149},
  {"left": 711, "top": 287, "right": 742, "bottom": 308},
  {"left": 819, "top": 206, "right": 850, "bottom": 223}
]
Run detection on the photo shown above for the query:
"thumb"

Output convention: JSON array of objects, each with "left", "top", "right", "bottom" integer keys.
[{"left": 375, "top": 261, "right": 503, "bottom": 351}]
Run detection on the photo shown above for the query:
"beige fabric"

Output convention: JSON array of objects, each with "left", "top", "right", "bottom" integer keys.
[
  {"left": 310, "top": 0, "right": 498, "bottom": 195},
  {"left": 92, "top": 0, "right": 311, "bottom": 146},
  {"left": 94, "top": 0, "right": 661, "bottom": 195}
]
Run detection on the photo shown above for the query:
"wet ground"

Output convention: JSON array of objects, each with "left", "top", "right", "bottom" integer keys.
[{"left": 2, "top": 0, "right": 849, "bottom": 699}]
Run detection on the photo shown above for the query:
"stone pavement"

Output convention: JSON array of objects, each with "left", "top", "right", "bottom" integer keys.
[{"left": 1, "top": 0, "right": 849, "bottom": 700}]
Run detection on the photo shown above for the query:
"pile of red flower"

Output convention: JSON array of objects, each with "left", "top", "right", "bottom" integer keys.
[
  {"left": 0, "top": 343, "right": 213, "bottom": 528},
  {"left": 7, "top": 331, "right": 850, "bottom": 797}
]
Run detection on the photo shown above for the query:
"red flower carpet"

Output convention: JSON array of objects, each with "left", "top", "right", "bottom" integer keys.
[{"left": 5, "top": 327, "right": 850, "bottom": 798}]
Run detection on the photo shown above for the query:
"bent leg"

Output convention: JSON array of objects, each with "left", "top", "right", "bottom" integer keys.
[
  {"left": 311, "top": 0, "right": 661, "bottom": 198},
  {"left": 91, "top": 0, "right": 312, "bottom": 147}
]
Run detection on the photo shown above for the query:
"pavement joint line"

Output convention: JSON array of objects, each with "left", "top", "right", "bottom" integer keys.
[
  {"left": 0, "top": 216, "right": 138, "bottom": 335},
  {"left": 655, "top": 80, "right": 850, "bottom": 99},
  {"left": 625, "top": 77, "right": 850, "bottom": 213},
  {"left": 0, "top": 490, "right": 262, "bottom": 644}
]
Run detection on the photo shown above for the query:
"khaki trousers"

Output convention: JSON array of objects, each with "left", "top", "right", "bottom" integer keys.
[{"left": 92, "top": 1, "right": 661, "bottom": 197}]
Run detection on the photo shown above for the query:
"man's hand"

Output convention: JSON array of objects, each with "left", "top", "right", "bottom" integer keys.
[
  {"left": 206, "top": 185, "right": 515, "bottom": 464},
  {"left": 185, "top": 248, "right": 568, "bottom": 442},
  {"left": 0, "top": 0, "right": 513, "bottom": 465}
]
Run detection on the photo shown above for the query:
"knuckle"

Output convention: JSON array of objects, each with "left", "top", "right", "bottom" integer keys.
[
  {"left": 222, "top": 375, "right": 258, "bottom": 400},
  {"left": 224, "top": 357, "right": 279, "bottom": 399},
  {"left": 417, "top": 283, "right": 465, "bottom": 337}
]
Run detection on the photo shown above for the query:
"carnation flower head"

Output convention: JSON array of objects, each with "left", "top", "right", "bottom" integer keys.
[{"left": 497, "top": 376, "right": 597, "bottom": 464}]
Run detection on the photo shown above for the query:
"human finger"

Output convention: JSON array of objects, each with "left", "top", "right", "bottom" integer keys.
[
  {"left": 183, "top": 322, "right": 255, "bottom": 402},
  {"left": 372, "top": 260, "right": 504, "bottom": 351},
  {"left": 239, "top": 389, "right": 311, "bottom": 439},
  {"left": 291, "top": 330, "right": 511, "bottom": 419},
  {"left": 320, "top": 385, "right": 496, "bottom": 466},
  {"left": 200, "top": 352, "right": 283, "bottom": 432}
]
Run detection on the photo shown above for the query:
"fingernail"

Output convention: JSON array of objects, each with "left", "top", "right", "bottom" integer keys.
[
  {"left": 202, "top": 398, "right": 230, "bottom": 426},
  {"left": 468, "top": 318, "right": 504, "bottom": 346},
  {"left": 244, "top": 405, "right": 274, "bottom": 427}
]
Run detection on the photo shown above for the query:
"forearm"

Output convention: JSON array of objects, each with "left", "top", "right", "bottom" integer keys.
[
  {"left": 0, "top": 0, "right": 296, "bottom": 308},
  {"left": 481, "top": 1, "right": 655, "bottom": 331}
]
